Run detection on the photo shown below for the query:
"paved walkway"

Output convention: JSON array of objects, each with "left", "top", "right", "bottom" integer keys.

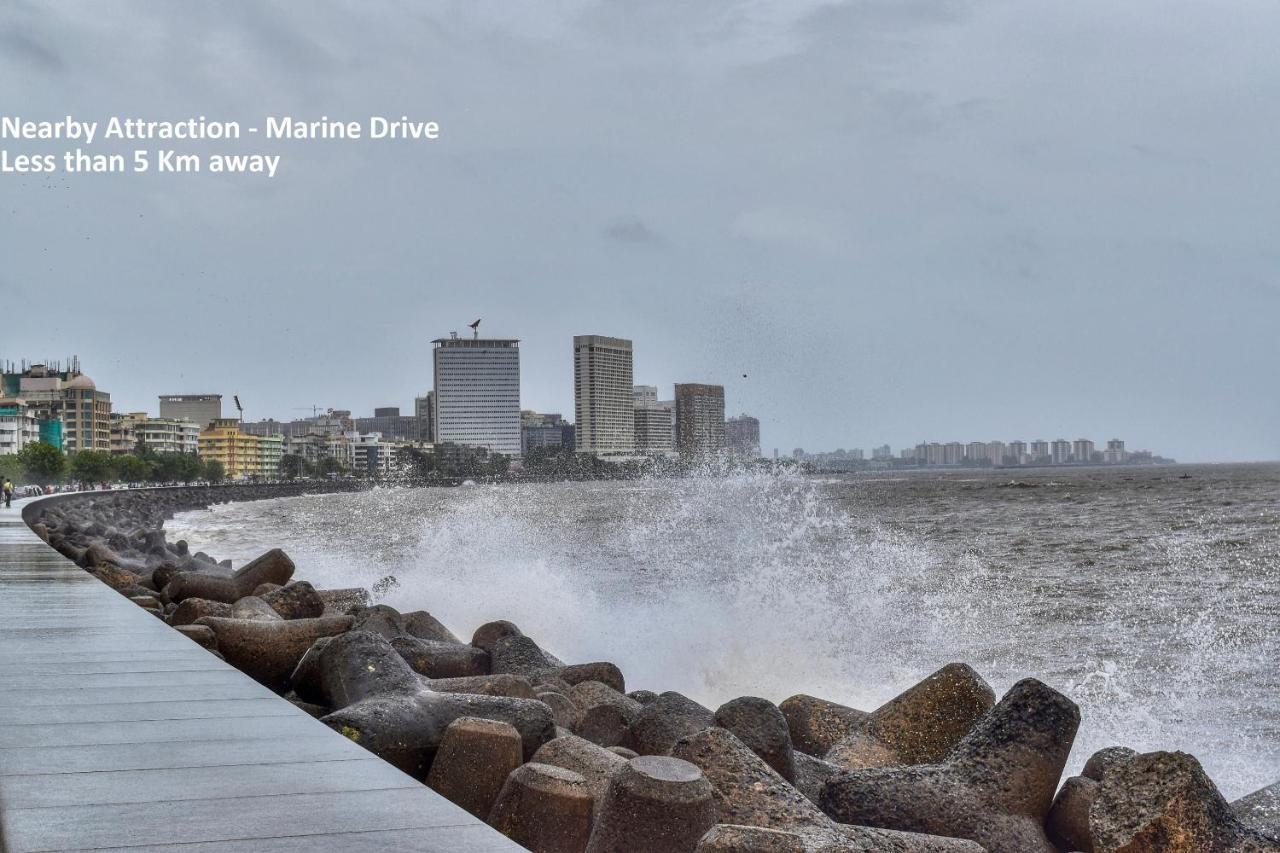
[{"left": 0, "top": 496, "right": 523, "bottom": 852}]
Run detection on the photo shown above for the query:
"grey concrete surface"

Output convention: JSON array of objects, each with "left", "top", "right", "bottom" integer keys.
[{"left": 0, "top": 496, "right": 524, "bottom": 852}]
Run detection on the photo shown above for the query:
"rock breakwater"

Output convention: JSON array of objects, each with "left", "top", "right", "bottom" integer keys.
[{"left": 24, "top": 487, "right": 1280, "bottom": 852}]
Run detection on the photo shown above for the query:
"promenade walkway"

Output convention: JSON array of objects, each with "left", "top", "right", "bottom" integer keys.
[{"left": 0, "top": 497, "right": 523, "bottom": 852}]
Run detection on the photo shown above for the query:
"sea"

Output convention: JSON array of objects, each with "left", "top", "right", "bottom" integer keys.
[{"left": 166, "top": 462, "right": 1280, "bottom": 799}]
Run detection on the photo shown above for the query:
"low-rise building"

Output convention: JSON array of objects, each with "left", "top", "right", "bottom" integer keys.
[
  {"left": 0, "top": 398, "right": 39, "bottom": 455},
  {"left": 199, "top": 418, "right": 280, "bottom": 480}
]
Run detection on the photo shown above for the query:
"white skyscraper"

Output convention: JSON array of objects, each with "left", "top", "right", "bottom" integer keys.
[
  {"left": 574, "top": 335, "right": 635, "bottom": 455},
  {"left": 432, "top": 334, "right": 521, "bottom": 456}
]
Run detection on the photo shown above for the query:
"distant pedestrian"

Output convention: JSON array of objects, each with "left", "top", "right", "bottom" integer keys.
[{"left": 2, "top": 479, "right": 13, "bottom": 508}]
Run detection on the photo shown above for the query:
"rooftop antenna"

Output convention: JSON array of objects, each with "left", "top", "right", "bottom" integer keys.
[
  {"left": 469, "top": 318, "right": 482, "bottom": 339},
  {"left": 233, "top": 395, "right": 244, "bottom": 424}
]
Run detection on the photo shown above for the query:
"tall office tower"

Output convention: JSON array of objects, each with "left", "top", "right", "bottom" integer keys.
[
  {"left": 573, "top": 336, "right": 635, "bottom": 456},
  {"left": 725, "top": 414, "right": 761, "bottom": 458},
  {"left": 159, "top": 394, "right": 222, "bottom": 429},
  {"left": 674, "top": 383, "right": 726, "bottom": 456},
  {"left": 414, "top": 392, "right": 434, "bottom": 443},
  {"left": 432, "top": 334, "right": 522, "bottom": 456},
  {"left": 1051, "top": 439, "right": 1072, "bottom": 464},
  {"left": 1073, "top": 438, "right": 1096, "bottom": 463}
]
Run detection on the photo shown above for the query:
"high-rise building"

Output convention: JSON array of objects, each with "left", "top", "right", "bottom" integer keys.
[
  {"left": 674, "top": 383, "right": 725, "bottom": 456},
  {"left": 943, "top": 442, "right": 965, "bottom": 465},
  {"left": 633, "top": 406, "right": 674, "bottom": 454},
  {"left": 354, "top": 407, "right": 419, "bottom": 442},
  {"left": 725, "top": 414, "right": 761, "bottom": 459},
  {"left": 965, "top": 441, "right": 987, "bottom": 463},
  {"left": 1030, "top": 440, "right": 1050, "bottom": 461},
  {"left": 574, "top": 336, "right": 634, "bottom": 456},
  {"left": 632, "top": 385, "right": 658, "bottom": 408},
  {"left": 926, "top": 442, "right": 945, "bottom": 466},
  {"left": 1073, "top": 439, "right": 1096, "bottom": 463},
  {"left": 986, "top": 441, "right": 1007, "bottom": 466},
  {"left": 415, "top": 392, "right": 434, "bottom": 443},
  {"left": 872, "top": 444, "right": 893, "bottom": 460},
  {"left": 159, "top": 394, "right": 222, "bottom": 429},
  {"left": 1051, "top": 439, "right": 1072, "bottom": 464},
  {"left": 432, "top": 334, "right": 522, "bottom": 456},
  {"left": 1008, "top": 440, "right": 1028, "bottom": 464},
  {"left": 1104, "top": 438, "right": 1126, "bottom": 464}
]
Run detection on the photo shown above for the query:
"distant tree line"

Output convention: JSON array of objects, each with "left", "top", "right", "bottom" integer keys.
[{"left": 0, "top": 440, "right": 225, "bottom": 486}]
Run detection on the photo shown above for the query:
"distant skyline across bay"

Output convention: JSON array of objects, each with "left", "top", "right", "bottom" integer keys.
[{"left": 3, "top": 2, "right": 1278, "bottom": 463}]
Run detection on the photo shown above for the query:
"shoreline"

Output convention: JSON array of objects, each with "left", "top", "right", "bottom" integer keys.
[{"left": 22, "top": 485, "right": 1280, "bottom": 852}]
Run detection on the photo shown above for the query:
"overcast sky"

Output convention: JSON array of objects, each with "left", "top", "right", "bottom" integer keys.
[{"left": 2, "top": 1, "right": 1278, "bottom": 462}]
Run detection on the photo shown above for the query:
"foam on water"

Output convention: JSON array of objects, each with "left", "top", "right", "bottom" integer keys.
[{"left": 168, "top": 466, "right": 1280, "bottom": 798}]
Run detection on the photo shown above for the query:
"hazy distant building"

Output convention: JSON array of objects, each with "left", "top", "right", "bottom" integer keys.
[
  {"left": 675, "top": 383, "right": 726, "bottom": 456},
  {"left": 986, "top": 441, "right": 1006, "bottom": 465},
  {"left": 1073, "top": 439, "right": 1096, "bottom": 463},
  {"left": 965, "top": 441, "right": 987, "bottom": 463},
  {"left": 433, "top": 334, "right": 522, "bottom": 456},
  {"left": 872, "top": 444, "right": 893, "bottom": 460},
  {"left": 354, "top": 407, "right": 419, "bottom": 442},
  {"left": 943, "top": 442, "right": 965, "bottom": 465},
  {"left": 415, "top": 392, "right": 434, "bottom": 443},
  {"left": 522, "top": 411, "right": 567, "bottom": 453},
  {"left": 1051, "top": 439, "right": 1072, "bottom": 464},
  {"left": 1104, "top": 438, "right": 1126, "bottom": 464},
  {"left": 159, "top": 394, "right": 222, "bottom": 429},
  {"left": 726, "top": 414, "right": 761, "bottom": 458},
  {"left": 926, "top": 442, "right": 945, "bottom": 466},
  {"left": 1008, "top": 440, "right": 1028, "bottom": 464},
  {"left": 574, "top": 336, "right": 634, "bottom": 456},
  {"left": 1030, "top": 440, "right": 1050, "bottom": 462}
]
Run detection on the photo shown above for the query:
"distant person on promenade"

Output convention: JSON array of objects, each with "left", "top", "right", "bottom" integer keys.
[{"left": 2, "top": 479, "right": 13, "bottom": 508}]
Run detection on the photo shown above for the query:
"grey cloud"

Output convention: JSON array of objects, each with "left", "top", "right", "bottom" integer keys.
[
  {"left": 604, "top": 218, "right": 662, "bottom": 245},
  {"left": 0, "top": 28, "right": 65, "bottom": 73}
]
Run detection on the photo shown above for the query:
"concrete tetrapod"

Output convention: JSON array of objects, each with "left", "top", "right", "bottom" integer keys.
[
  {"left": 426, "top": 717, "right": 525, "bottom": 819},
  {"left": 571, "top": 681, "right": 643, "bottom": 748},
  {"left": 820, "top": 678, "right": 1080, "bottom": 853},
  {"left": 1044, "top": 745, "right": 1136, "bottom": 853},
  {"left": 627, "top": 691, "right": 716, "bottom": 756},
  {"left": 488, "top": 762, "right": 595, "bottom": 853},
  {"left": 196, "top": 614, "right": 352, "bottom": 688},
  {"left": 584, "top": 755, "right": 718, "bottom": 853},
  {"left": 673, "top": 728, "right": 983, "bottom": 852},
  {"left": 292, "top": 630, "right": 557, "bottom": 778},
  {"left": 532, "top": 733, "right": 629, "bottom": 818},
  {"left": 780, "top": 695, "right": 869, "bottom": 757},
  {"left": 715, "top": 696, "right": 798, "bottom": 783},
  {"left": 392, "top": 635, "right": 490, "bottom": 678},
  {"left": 163, "top": 547, "right": 296, "bottom": 603},
  {"left": 696, "top": 824, "right": 807, "bottom": 852},
  {"left": 1090, "top": 751, "right": 1280, "bottom": 853},
  {"left": 825, "top": 664, "right": 995, "bottom": 770},
  {"left": 1234, "top": 780, "right": 1280, "bottom": 843}
]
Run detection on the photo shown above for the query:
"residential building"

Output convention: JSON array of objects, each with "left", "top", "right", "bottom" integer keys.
[
  {"left": 1030, "top": 440, "right": 1050, "bottom": 461},
  {"left": 350, "top": 432, "right": 398, "bottom": 477},
  {"left": 158, "top": 394, "right": 222, "bottom": 429},
  {"left": 965, "top": 441, "right": 987, "bottom": 463},
  {"left": 725, "top": 414, "right": 761, "bottom": 459},
  {"left": 283, "top": 430, "right": 355, "bottom": 471},
  {"left": 871, "top": 444, "right": 893, "bottom": 460},
  {"left": 199, "top": 419, "right": 273, "bottom": 480},
  {"left": 433, "top": 334, "right": 522, "bottom": 456},
  {"left": 986, "top": 441, "right": 1006, "bottom": 465},
  {"left": 1, "top": 360, "right": 111, "bottom": 453},
  {"left": 1073, "top": 439, "right": 1096, "bottom": 463},
  {"left": 1008, "top": 440, "right": 1028, "bottom": 464},
  {"left": 1051, "top": 439, "right": 1072, "bottom": 464},
  {"left": 573, "top": 336, "right": 634, "bottom": 456},
  {"left": 0, "top": 399, "right": 39, "bottom": 455},
  {"left": 926, "top": 442, "right": 945, "bottom": 466},
  {"left": 943, "top": 442, "right": 965, "bottom": 465},
  {"left": 674, "top": 383, "right": 726, "bottom": 456},
  {"left": 111, "top": 413, "right": 199, "bottom": 455}
]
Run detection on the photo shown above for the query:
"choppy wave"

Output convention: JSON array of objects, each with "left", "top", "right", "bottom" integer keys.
[{"left": 167, "top": 464, "right": 1280, "bottom": 798}]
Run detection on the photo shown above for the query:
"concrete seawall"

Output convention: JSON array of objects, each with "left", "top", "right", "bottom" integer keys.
[{"left": 0, "top": 486, "right": 523, "bottom": 853}]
